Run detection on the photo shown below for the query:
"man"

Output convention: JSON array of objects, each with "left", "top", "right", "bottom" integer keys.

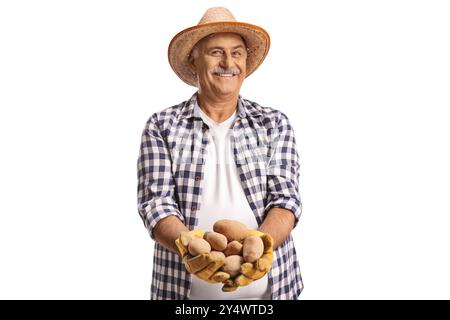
[{"left": 137, "top": 7, "right": 303, "bottom": 300}]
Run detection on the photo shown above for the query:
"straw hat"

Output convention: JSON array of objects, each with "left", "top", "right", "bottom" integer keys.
[{"left": 168, "top": 7, "right": 270, "bottom": 87}]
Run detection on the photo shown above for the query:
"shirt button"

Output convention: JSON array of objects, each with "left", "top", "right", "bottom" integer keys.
[
  {"left": 195, "top": 176, "right": 201, "bottom": 181},
  {"left": 191, "top": 206, "right": 197, "bottom": 211}
]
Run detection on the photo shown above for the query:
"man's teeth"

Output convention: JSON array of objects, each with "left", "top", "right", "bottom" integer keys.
[{"left": 215, "top": 73, "right": 235, "bottom": 77}]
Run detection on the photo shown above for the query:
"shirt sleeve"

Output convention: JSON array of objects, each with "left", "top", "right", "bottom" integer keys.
[
  {"left": 137, "top": 114, "right": 185, "bottom": 240},
  {"left": 264, "top": 112, "right": 302, "bottom": 228}
]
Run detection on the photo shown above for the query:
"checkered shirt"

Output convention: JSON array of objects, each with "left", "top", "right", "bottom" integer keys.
[{"left": 137, "top": 92, "right": 304, "bottom": 300}]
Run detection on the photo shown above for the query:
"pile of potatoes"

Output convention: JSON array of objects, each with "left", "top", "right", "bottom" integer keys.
[{"left": 180, "top": 219, "right": 264, "bottom": 279}]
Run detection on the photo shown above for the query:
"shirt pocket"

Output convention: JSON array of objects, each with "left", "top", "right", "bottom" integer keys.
[
  {"left": 234, "top": 132, "right": 268, "bottom": 191},
  {"left": 234, "top": 129, "right": 268, "bottom": 167},
  {"left": 171, "top": 143, "right": 193, "bottom": 164}
]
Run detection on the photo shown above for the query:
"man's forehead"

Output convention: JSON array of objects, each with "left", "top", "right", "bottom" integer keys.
[{"left": 199, "top": 32, "right": 246, "bottom": 48}]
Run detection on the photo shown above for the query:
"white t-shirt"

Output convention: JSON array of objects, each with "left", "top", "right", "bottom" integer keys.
[{"left": 189, "top": 104, "right": 270, "bottom": 300}]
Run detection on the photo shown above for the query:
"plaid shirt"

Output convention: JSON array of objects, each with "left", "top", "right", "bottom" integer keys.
[{"left": 137, "top": 92, "right": 303, "bottom": 300}]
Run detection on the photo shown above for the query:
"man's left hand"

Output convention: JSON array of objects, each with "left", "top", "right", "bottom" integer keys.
[{"left": 222, "top": 230, "right": 274, "bottom": 292}]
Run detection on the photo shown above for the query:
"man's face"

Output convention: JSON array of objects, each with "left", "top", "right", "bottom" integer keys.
[{"left": 191, "top": 33, "right": 247, "bottom": 98}]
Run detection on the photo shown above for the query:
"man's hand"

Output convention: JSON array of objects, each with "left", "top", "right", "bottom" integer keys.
[
  {"left": 175, "top": 230, "right": 230, "bottom": 283},
  {"left": 222, "top": 230, "right": 274, "bottom": 292}
]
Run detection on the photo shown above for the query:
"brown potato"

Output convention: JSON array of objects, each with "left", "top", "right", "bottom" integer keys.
[
  {"left": 188, "top": 237, "right": 211, "bottom": 256},
  {"left": 221, "top": 255, "right": 244, "bottom": 278},
  {"left": 209, "top": 250, "right": 226, "bottom": 262},
  {"left": 213, "top": 219, "right": 249, "bottom": 242},
  {"left": 205, "top": 232, "right": 228, "bottom": 251},
  {"left": 223, "top": 240, "right": 243, "bottom": 256},
  {"left": 242, "top": 235, "right": 264, "bottom": 263}
]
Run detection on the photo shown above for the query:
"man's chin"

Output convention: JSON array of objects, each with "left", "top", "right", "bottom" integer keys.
[
  {"left": 214, "top": 82, "right": 243, "bottom": 94},
  {"left": 214, "top": 88, "right": 239, "bottom": 97},
  {"left": 198, "top": 82, "right": 242, "bottom": 98}
]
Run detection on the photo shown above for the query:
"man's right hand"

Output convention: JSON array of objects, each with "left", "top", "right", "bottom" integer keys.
[{"left": 175, "top": 230, "right": 230, "bottom": 283}]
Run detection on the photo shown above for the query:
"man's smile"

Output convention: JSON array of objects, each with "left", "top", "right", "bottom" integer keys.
[{"left": 212, "top": 72, "right": 239, "bottom": 78}]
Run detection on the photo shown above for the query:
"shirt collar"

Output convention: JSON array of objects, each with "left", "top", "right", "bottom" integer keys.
[{"left": 177, "top": 91, "right": 263, "bottom": 121}]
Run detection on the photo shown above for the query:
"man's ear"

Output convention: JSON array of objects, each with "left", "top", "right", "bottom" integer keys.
[
  {"left": 188, "top": 60, "right": 198, "bottom": 77},
  {"left": 189, "top": 59, "right": 196, "bottom": 72}
]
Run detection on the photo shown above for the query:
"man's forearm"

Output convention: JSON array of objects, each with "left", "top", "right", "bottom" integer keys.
[
  {"left": 259, "top": 207, "right": 296, "bottom": 249},
  {"left": 153, "top": 215, "right": 189, "bottom": 254}
]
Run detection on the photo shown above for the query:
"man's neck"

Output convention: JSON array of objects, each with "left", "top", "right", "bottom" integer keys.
[{"left": 197, "top": 92, "right": 239, "bottom": 123}]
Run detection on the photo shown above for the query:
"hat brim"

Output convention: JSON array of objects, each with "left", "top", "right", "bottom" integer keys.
[{"left": 168, "top": 22, "right": 270, "bottom": 87}]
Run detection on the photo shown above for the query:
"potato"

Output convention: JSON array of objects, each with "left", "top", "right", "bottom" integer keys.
[
  {"left": 209, "top": 250, "right": 226, "bottom": 262},
  {"left": 223, "top": 240, "right": 243, "bottom": 256},
  {"left": 221, "top": 255, "right": 244, "bottom": 278},
  {"left": 188, "top": 237, "right": 211, "bottom": 256},
  {"left": 205, "top": 232, "right": 228, "bottom": 251},
  {"left": 213, "top": 219, "right": 249, "bottom": 242},
  {"left": 242, "top": 235, "right": 264, "bottom": 263}
]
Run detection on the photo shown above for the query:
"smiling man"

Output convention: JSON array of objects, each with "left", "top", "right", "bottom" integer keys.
[
  {"left": 190, "top": 32, "right": 247, "bottom": 117},
  {"left": 137, "top": 7, "right": 304, "bottom": 300}
]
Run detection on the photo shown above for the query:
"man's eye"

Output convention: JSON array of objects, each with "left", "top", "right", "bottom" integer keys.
[
  {"left": 232, "top": 51, "right": 242, "bottom": 57},
  {"left": 211, "top": 50, "right": 222, "bottom": 56}
]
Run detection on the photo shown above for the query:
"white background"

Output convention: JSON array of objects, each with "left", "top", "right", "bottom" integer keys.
[{"left": 1, "top": 0, "right": 449, "bottom": 299}]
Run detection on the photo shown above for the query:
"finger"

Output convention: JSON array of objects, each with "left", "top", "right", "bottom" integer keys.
[
  {"left": 256, "top": 253, "right": 273, "bottom": 272},
  {"left": 244, "top": 229, "right": 264, "bottom": 238},
  {"left": 240, "top": 262, "right": 254, "bottom": 274},
  {"left": 222, "top": 285, "right": 238, "bottom": 292},
  {"left": 195, "top": 258, "right": 225, "bottom": 280},
  {"left": 186, "top": 253, "right": 211, "bottom": 273},
  {"left": 190, "top": 229, "right": 206, "bottom": 239},
  {"left": 222, "top": 279, "right": 239, "bottom": 292},
  {"left": 182, "top": 255, "right": 193, "bottom": 274},
  {"left": 177, "top": 230, "right": 206, "bottom": 252},
  {"left": 235, "top": 274, "right": 254, "bottom": 287},
  {"left": 180, "top": 231, "right": 193, "bottom": 246},
  {"left": 240, "top": 263, "right": 266, "bottom": 280},
  {"left": 175, "top": 238, "right": 188, "bottom": 257},
  {"left": 210, "top": 271, "right": 230, "bottom": 283},
  {"left": 261, "top": 234, "right": 274, "bottom": 253}
]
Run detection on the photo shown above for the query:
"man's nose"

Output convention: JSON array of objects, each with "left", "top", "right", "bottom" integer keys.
[{"left": 219, "top": 53, "right": 233, "bottom": 68}]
